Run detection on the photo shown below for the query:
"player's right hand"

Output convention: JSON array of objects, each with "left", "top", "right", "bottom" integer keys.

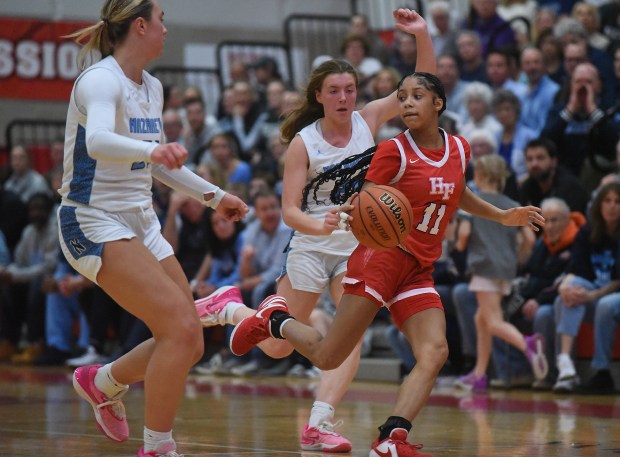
[
  {"left": 151, "top": 143, "right": 188, "bottom": 169},
  {"left": 216, "top": 193, "right": 249, "bottom": 221}
]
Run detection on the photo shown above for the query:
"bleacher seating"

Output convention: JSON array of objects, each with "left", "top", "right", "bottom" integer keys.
[{"left": 575, "top": 323, "right": 620, "bottom": 360}]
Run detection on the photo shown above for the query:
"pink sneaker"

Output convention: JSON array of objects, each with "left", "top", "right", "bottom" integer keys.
[
  {"left": 73, "top": 364, "right": 129, "bottom": 442},
  {"left": 137, "top": 444, "right": 183, "bottom": 456},
  {"left": 229, "top": 294, "right": 289, "bottom": 356},
  {"left": 301, "top": 421, "right": 352, "bottom": 452},
  {"left": 195, "top": 286, "right": 242, "bottom": 327},
  {"left": 525, "top": 333, "right": 548, "bottom": 380},
  {"left": 369, "top": 428, "right": 432, "bottom": 457}
]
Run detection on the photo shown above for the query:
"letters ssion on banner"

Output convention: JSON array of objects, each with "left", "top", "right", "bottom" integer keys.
[{"left": 0, "top": 17, "right": 89, "bottom": 100}]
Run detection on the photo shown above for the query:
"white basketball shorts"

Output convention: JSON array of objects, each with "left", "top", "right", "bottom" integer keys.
[{"left": 57, "top": 204, "right": 173, "bottom": 284}]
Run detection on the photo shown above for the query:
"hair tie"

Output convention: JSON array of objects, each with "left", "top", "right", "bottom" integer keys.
[{"left": 101, "top": 18, "right": 109, "bottom": 26}]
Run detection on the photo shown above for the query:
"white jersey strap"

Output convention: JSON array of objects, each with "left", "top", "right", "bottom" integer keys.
[
  {"left": 388, "top": 138, "right": 407, "bottom": 185},
  {"left": 453, "top": 135, "right": 467, "bottom": 174}
]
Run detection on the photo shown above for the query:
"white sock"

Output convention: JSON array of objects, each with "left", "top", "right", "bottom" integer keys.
[
  {"left": 94, "top": 363, "right": 128, "bottom": 399},
  {"left": 224, "top": 301, "right": 245, "bottom": 324},
  {"left": 309, "top": 401, "right": 335, "bottom": 428},
  {"left": 144, "top": 427, "right": 175, "bottom": 453},
  {"left": 557, "top": 353, "right": 576, "bottom": 378},
  {"left": 278, "top": 318, "right": 295, "bottom": 338}
]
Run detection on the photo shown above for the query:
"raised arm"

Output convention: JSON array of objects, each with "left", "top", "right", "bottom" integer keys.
[
  {"left": 360, "top": 8, "right": 436, "bottom": 135},
  {"left": 458, "top": 186, "right": 545, "bottom": 231}
]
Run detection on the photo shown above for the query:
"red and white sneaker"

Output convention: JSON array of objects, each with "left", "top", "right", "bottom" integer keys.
[
  {"left": 301, "top": 420, "right": 352, "bottom": 452},
  {"left": 195, "top": 285, "right": 242, "bottom": 327},
  {"left": 229, "top": 294, "right": 289, "bottom": 356},
  {"left": 73, "top": 364, "right": 129, "bottom": 442},
  {"left": 137, "top": 444, "right": 183, "bottom": 456},
  {"left": 369, "top": 428, "right": 432, "bottom": 457}
]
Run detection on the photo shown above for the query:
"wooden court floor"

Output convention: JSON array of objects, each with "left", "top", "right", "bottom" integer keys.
[{"left": 1, "top": 365, "right": 619, "bottom": 456}]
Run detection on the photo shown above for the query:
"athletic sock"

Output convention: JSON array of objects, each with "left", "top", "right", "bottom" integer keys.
[
  {"left": 223, "top": 301, "right": 245, "bottom": 324},
  {"left": 143, "top": 427, "right": 175, "bottom": 453},
  {"left": 378, "top": 416, "right": 412, "bottom": 441},
  {"left": 94, "top": 363, "right": 128, "bottom": 399},
  {"left": 308, "top": 401, "right": 335, "bottom": 428},
  {"left": 269, "top": 311, "right": 294, "bottom": 339}
]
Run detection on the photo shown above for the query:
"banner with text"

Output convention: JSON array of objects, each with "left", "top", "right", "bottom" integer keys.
[{"left": 0, "top": 17, "right": 90, "bottom": 101}]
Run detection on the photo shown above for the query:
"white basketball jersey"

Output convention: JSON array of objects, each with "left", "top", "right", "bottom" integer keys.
[
  {"left": 291, "top": 111, "right": 374, "bottom": 255},
  {"left": 60, "top": 56, "right": 163, "bottom": 212}
]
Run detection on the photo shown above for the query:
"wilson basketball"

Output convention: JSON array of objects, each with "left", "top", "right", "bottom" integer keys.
[{"left": 349, "top": 185, "right": 413, "bottom": 249}]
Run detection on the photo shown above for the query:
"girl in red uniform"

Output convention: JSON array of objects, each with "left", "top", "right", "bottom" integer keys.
[{"left": 230, "top": 72, "right": 545, "bottom": 457}]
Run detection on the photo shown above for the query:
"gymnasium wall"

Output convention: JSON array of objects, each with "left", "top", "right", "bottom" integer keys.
[{"left": 0, "top": 0, "right": 352, "bottom": 144}]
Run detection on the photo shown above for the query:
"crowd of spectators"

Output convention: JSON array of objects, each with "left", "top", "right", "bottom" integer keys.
[{"left": 1, "top": 0, "right": 620, "bottom": 391}]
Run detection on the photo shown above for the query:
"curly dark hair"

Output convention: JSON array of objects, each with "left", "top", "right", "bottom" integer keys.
[{"left": 301, "top": 145, "right": 377, "bottom": 210}]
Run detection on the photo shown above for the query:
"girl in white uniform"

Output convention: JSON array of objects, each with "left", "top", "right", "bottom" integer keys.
[
  {"left": 60, "top": 2, "right": 248, "bottom": 457},
  {"left": 197, "top": 9, "right": 437, "bottom": 453}
]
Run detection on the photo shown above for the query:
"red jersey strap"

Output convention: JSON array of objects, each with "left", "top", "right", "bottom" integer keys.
[
  {"left": 388, "top": 137, "right": 407, "bottom": 185},
  {"left": 453, "top": 135, "right": 467, "bottom": 174}
]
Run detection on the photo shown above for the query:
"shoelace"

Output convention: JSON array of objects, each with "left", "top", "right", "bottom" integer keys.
[
  {"left": 390, "top": 435, "right": 423, "bottom": 450},
  {"left": 97, "top": 397, "right": 126, "bottom": 420},
  {"left": 98, "top": 387, "right": 128, "bottom": 420},
  {"left": 317, "top": 419, "right": 344, "bottom": 435}
]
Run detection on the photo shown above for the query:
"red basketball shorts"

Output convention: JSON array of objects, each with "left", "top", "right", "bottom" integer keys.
[{"left": 342, "top": 245, "right": 443, "bottom": 329}]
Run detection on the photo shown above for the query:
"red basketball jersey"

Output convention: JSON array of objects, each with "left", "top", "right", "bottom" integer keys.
[{"left": 365, "top": 129, "right": 470, "bottom": 267}]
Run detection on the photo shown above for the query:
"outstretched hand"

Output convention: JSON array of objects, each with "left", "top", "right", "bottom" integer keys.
[
  {"left": 393, "top": 8, "right": 428, "bottom": 35},
  {"left": 502, "top": 205, "right": 545, "bottom": 232}
]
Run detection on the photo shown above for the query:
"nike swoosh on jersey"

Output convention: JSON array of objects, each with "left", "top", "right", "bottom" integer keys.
[{"left": 409, "top": 158, "right": 419, "bottom": 164}]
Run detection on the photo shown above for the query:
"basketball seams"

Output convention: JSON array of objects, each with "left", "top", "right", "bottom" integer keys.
[
  {"left": 350, "top": 185, "right": 413, "bottom": 249},
  {"left": 367, "top": 188, "right": 401, "bottom": 246},
  {"left": 356, "top": 191, "right": 390, "bottom": 248}
]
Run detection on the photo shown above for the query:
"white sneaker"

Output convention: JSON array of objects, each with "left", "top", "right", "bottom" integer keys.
[
  {"left": 194, "top": 353, "right": 223, "bottom": 375},
  {"left": 553, "top": 375, "right": 579, "bottom": 393},
  {"left": 286, "top": 363, "right": 307, "bottom": 377},
  {"left": 305, "top": 366, "right": 321, "bottom": 379},
  {"left": 556, "top": 353, "right": 576, "bottom": 379},
  {"left": 66, "top": 346, "right": 103, "bottom": 368},
  {"left": 230, "top": 360, "right": 261, "bottom": 376}
]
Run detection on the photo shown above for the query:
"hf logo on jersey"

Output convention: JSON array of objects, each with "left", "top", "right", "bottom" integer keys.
[
  {"left": 70, "top": 239, "right": 86, "bottom": 256},
  {"left": 429, "top": 177, "right": 455, "bottom": 200}
]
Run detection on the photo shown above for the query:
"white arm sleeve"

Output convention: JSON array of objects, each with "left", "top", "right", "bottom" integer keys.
[
  {"left": 152, "top": 165, "right": 226, "bottom": 208},
  {"left": 75, "top": 68, "right": 157, "bottom": 163}
]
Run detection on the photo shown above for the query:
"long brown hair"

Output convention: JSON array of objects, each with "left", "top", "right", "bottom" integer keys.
[
  {"left": 64, "top": 0, "right": 154, "bottom": 71},
  {"left": 280, "top": 59, "right": 358, "bottom": 144},
  {"left": 589, "top": 182, "right": 620, "bottom": 246}
]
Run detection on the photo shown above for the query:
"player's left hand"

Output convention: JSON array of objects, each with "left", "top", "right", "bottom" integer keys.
[
  {"left": 502, "top": 205, "right": 545, "bottom": 231},
  {"left": 215, "top": 193, "right": 249, "bottom": 221}
]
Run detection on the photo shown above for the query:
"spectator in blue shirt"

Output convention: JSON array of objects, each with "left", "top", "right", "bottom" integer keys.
[{"left": 519, "top": 46, "right": 561, "bottom": 135}]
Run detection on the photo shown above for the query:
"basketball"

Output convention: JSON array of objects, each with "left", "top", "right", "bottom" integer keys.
[{"left": 349, "top": 185, "right": 413, "bottom": 249}]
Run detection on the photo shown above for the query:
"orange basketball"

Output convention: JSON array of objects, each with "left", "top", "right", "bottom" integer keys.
[{"left": 349, "top": 185, "right": 413, "bottom": 249}]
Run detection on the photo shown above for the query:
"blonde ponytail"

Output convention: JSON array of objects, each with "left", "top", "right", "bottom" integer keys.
[{"left": 64, "top": 0, "right": 153, "bottom": 71}]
